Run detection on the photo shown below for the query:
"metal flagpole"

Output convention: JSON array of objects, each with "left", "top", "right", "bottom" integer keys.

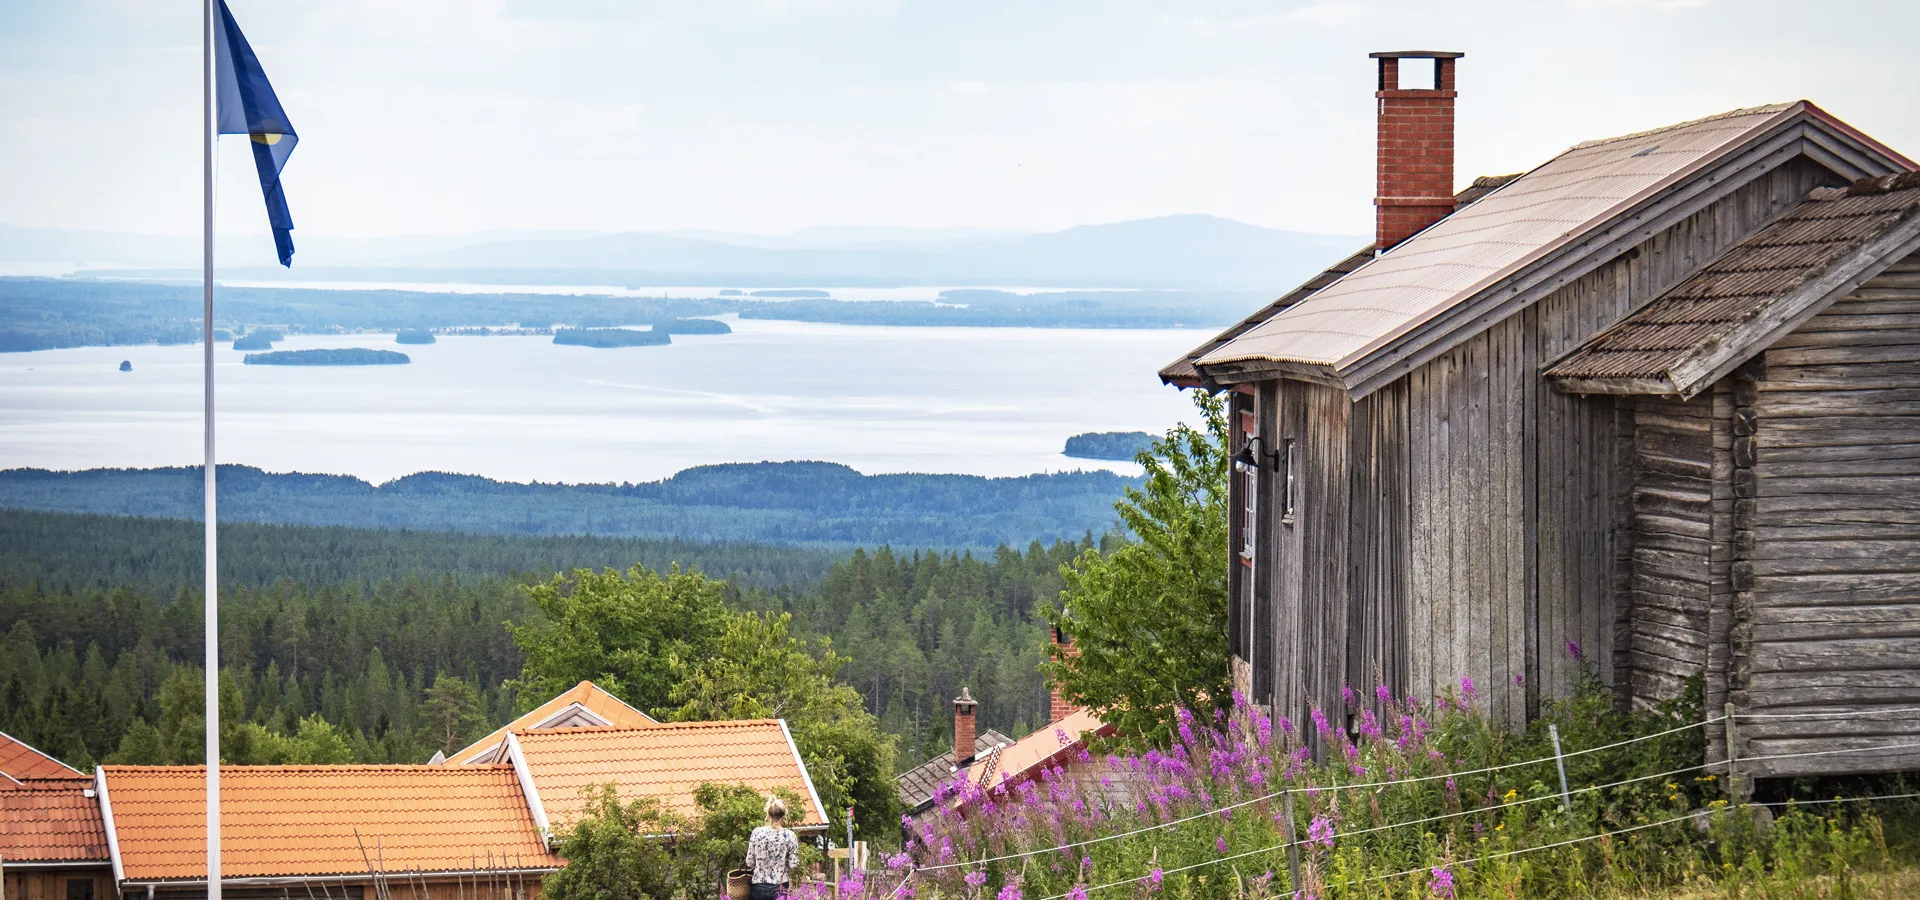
[{"left": 203, "top": 0, "right": 222, "bottom": 898}]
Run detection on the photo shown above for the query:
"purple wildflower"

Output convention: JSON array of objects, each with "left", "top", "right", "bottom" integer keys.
[
  {"left": 1341, "top": 684, "right": 1357, "bottom": 706},
  {"left": 886, "top": 853, "right": 912, "bottom": 871},
  {"left": 1429, "top": 867, "right": 1456, "bottom": 900},
  {"left": 1307, "top": 815, "right": 1336, "bottom": 850},
  {"left": 1566, "top": 640, "right": 1583, "bottom": 661},
  {"left": 1376, "top": 684, "right": 1392, "bottom": 703},
  {"left": 997, "top": 886, "right": 1022, "bottom": 900},
  {"left": 1147, "top": 869, "right": 1164, "bottom": 890},
  {"left": 1068, "top": 888, "right": 1088, "bottom": 900},
  {"left": 1311, "top": 708, "right": 1331, "bottom": 735},
  {"left": 1216, "top": 835, "right": 1230, "bottom": 854},
  {"left": 1514, "top": 673, "right": 1525, "bottom": 687},
  {"left": 965, "top": 870, "right": 989, "bottom": 888},
  {"left": 1460, "top": 676, "right": 1476, "bottom": 699}
]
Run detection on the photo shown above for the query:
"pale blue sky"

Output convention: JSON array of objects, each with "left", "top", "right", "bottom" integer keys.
[{"left": 3, "top": 0, "right": 1915, "bottom": 242}]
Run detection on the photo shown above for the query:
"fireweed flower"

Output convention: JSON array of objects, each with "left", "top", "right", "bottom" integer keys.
[
  {"left": 1460, "top": 676, "right": 1476, "bottom": 699},
  {"left": 1068, "top": 887, "right": 1089, "bottom": 900},
  {"left": 997, "top": 885, "right": 1022, "bottom": 900},
  {"left": 1311, "top": 709, "right": 1331, "bottom": 735},
  {"left": 1376, "top": 684, "right": 1392, "bottom": 703},
  {"left": 1307, "top": 815, "right": 1336, "bottom": 850},
  {"left": 1341, "top": 684, "right": 1357, "bottom": 706},
  {"left": 1216, "top": 835, "right": 1230, "bottom": 854},
  {"left": 1429, "top": 867, "right": 1456, "bottom": 900},
  {"left": 1566, "top": 640, "right": 1583, "bottom": 661},
  {"left": 1147, "top": 869, "right": 1164, "bottom": 889},
  {"left": 965, "top": 871, "right": 989, "bottom": 888}
]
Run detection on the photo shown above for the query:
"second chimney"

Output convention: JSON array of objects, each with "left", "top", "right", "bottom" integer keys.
[
  {"left": 953, "top": 687, "right": 978, "bottom": 767},
  {"left": 1049, "top": 625, "right": 1081, "bottom": 723},
  {"left": 1372, "top": 51, "right": 1464, "bottom": 250}
]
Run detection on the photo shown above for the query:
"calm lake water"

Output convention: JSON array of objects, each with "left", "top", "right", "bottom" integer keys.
[{"left": 0, "top": 316, "right": 1204, "bottom": 484}]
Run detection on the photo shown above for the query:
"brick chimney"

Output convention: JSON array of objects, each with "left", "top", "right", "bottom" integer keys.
[
  {"left": 1372, "top": 51, "right": 1464, "bottom": 250},
  {"left": 1049, "top": 625, "right": 1081, "bottom": 723},
  {"left": 953, "top": 687, "right": 978, "bottom": 766}
]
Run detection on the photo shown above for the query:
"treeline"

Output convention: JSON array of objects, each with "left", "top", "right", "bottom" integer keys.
[
  {"left": 0, "top": 462, "right": 1132, "bottom": 548},
  {"left": 0, "top": 509, "right": 847, "bottom": 594},
  {"left": 0, "top": 513, "right": 1110, "bottom": 774}
]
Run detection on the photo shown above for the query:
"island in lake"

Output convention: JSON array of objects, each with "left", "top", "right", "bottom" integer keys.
[
  {"left": 395, "top": 329, "right": 437, "bottom": 344},
  {"left": 119, "top": 360, "right": 132, "bottom": 372},
  {"left": 654, "top": 318, "right": 731, "bottom": 335},
  {"left": 750, "top": 289, "right": 830, "bottom": 298},
  {"left": 553, "top": 328, "right": 670, "bottom": 348},
  {"left": 1064, "top": 431, "right": 1156, "bottom": 461},
  {"left": 243, "top": 348, "right": 411, "bottom": 366},
  {"left": 232, "top": 330, "right": 282, "bottom": 351}
]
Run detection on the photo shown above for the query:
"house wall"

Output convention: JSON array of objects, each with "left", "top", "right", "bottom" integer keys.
[
  {"left": 1235, "top": 155, "right": 1845, "bottom": 743},
  {"left": 1738, "top": 248, "right": 1920, "bottom": 777},
  {"left": 1621, "top": 392, "right": 1721, "bottom": 707},
  {"left": 2, "top": 868, "right": 113, "bottom": 900}
]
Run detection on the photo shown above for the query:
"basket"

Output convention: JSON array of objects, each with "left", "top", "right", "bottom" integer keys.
[{"left": 727, "top": 869, "right": 751, "bottom": 900}]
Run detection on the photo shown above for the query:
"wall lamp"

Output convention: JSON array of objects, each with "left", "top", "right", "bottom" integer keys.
[{"left": 1231, "top": 435, "right": 1281, "bottom": 472}]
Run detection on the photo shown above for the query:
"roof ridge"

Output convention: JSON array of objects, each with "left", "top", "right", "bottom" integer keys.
[
  {"left": 515, "top": 718, "right": 781, "bottom": 736},
  {"left": 1569, "top": 101, "right": 1800, "bottom": 151},
  {"left": 101, "top": 763, "right": 516, "bottom": 774}
]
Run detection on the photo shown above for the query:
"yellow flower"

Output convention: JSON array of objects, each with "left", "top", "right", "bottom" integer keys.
[
  {"left": 1495, "top": 824, "right": 1504, "bottom": 832},
  {"left": 1503, "top": 789, "right": 1518, "bottom": 802},
  {"left": 1665, "top": 783, "right": 1677, "bottom": 791}
]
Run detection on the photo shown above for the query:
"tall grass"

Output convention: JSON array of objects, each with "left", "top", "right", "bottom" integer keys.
[{"left": 828, "top": 671, "right": 1914, "bottom": 900}]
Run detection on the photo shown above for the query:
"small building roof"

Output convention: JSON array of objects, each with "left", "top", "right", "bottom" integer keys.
[
  {"left": 894, "top": 729, "right": 1014, "bottom": 814},
  {"left": 962, "top": 708, "right": 1112, "bottom": 791},
  {"left": 98, "top": 765, "right": 557, "bottom": 883},
  {"left": 444, "top": 679, "right": 658, "bottom": 766},
  {"left": 1193, "top": 102, "right": 1914, "bottom": 395},
  {"left": 0, "top": 729, "right": 85, "bottom": 782},
  {"left": 508, "top": 720, "right": 826, "bottom": 833},
  {"left": 0, "top": 779, "right": 109, "bottom": 865},
  {"left": 1549, "top": 171, "right": 1920, "bottom": 397}
]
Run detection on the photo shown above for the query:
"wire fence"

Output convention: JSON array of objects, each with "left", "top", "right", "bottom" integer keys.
[{"left": 899, "top": 708, "right": 1920, "bottom": 900}]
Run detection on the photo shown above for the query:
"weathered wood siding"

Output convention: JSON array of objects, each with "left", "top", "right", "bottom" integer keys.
[
  {"left": 1741, "top": 249, "right": 1920, "bottom": 776},
  {"left": 1264, "top": 379, "right": 1352, "bottom": 750},
  {"left": 1624, "top": 393, "right": 1716, "bottom": 705},
  {"left": 1347, "top": 381, "right": 1410, "bottom": 711},
  {"left": 1392, "top": 156, "right": 1839, "bottom": 725},
  {"left": 2, "top": 870, "right": 112, "bottom": 900}
]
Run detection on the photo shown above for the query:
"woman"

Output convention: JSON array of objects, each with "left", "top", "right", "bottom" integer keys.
[{"left": 745, "top": 796, "right": 800, "bottom": 900}]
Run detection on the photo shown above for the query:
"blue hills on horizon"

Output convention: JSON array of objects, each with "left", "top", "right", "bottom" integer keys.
[
  {"left": 0, "top": 460, "right": 1137, "bottom": 550},
  {"left": 7, "top": 214, "right": 1364, "bottom": 291}
]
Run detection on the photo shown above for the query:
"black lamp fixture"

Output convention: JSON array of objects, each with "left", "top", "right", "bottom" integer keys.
[{"left": 1232, "top": 435, "right": 1280, "bottom": 472}]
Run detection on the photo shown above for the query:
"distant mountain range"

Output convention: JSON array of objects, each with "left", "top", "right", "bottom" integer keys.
[{"left": 3, "top": 216, "right": 1363, "bottom": 291}]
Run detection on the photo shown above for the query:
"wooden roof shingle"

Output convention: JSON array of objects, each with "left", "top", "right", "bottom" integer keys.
[{"left": 1548, "top": 171, "right": 1920, "bottom": 397}]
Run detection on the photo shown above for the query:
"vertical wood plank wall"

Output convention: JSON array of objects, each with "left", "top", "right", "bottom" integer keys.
[
  {"left": 1743, "top": 250, "right": 1920, "bottom": 776},
  {"left": 1, "top": 870, "right": 112, "bottom": 900},
  {"left": 1232, "top": 154, "right": 1847, "bottom": 744}
]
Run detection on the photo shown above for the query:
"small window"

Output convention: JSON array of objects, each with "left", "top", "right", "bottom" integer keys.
[{"left": 67, "top": 879, "right": 95, "bottom": 900}]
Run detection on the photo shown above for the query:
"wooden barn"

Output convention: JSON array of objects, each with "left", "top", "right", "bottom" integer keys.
[{"left": 1160, "top": 50, "right": 1920, "bottom": 780}]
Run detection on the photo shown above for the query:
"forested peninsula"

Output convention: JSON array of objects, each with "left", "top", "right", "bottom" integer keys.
[
  {"left": 0, "top": 277, "right": 1253, "bottom": 352},
  {"left": 0, "top": 461, "right": 1132, "bottom": 548},
  {"left": 243, "top": 348, "right": 411, "bottom": 365}
]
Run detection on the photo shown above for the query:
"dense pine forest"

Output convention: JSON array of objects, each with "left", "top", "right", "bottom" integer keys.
[{"left": 0, "top": 509, "right": 1112, "bottom": 773}]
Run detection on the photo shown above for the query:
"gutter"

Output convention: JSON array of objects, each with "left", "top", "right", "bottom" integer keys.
[{"left": 115, "top": 867, "right": 562, "bottom": 889}]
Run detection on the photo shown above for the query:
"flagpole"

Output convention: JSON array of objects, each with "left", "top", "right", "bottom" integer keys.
[{"left": 203, "top": 0, "right": 222, "bottom": 899}]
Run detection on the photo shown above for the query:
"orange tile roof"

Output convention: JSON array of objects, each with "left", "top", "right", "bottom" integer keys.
[
  {"left": 99, "top": 765, "right": 558, "bottom": 882},
  {"left": 0, "top": 779, "right": 110, "bottom": 864},
  {"left": 511, "top": 721, "right": 825, "bottom": 832},
  {"left": 0, "top": 729, "right": 85, "bottom": 782},
  {"left": 964, "top": 709, "right": 1113, "bottom": 790},
  {"left": 445, "top": 680, "right": 658, "bottom": 765}
]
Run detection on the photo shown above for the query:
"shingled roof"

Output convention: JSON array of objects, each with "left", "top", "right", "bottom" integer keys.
[
  {"left": 507, "top": 721, "right": 826, "bottom": 833},
  {"left": 1548, "top": 171, "right": 1920, "bottom": 398},
  {"left": 894, "top": 728, "right": 1013, "bottom": 814},
  {"left": 0, "top": 729, "right": 85, "bottom": 782},
  {"left": 1187, "top": 102, "right": 1914, "bottom": 396},
  {"left": 444, "top": 679, "right": 658, "bottom": 766},
  {"left": 99, "top": 765, "right": 557, "bottom": 883},
  {"left": 0, "top": 778, "right": 109, "bottom": 865}
]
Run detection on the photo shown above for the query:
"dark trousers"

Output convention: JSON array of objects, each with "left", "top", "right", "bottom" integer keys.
[{"left": 750, "top": 883, "right": 783, "bottom": 900}]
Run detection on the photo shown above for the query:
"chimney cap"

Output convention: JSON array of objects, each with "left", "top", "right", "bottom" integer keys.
[
  {"left": 1368, "top": 50, "right": 1465, "bottom": 59},
  {"left": 954, "top": 686, "right": 977, "bottom": 708}
]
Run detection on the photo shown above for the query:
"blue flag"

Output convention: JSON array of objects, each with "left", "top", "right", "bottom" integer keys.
[{"left": 213, "top": 0, "right": 298, "bottom": 267}]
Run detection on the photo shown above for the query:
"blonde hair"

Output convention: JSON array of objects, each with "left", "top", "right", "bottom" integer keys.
[{"left": 765, "top": 796, "right": 788, "bottom": 823}]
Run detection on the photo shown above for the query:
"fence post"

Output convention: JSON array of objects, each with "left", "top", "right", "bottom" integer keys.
[
  {"left": 1724, "top": 702, "right": 1739, "bottom": 802},
  {"left": 1548, "top": 724, "right": 1571, "bottom": 813},
  {"left": 1280, "top": 790, "right": 1301, "bottom": 899}
]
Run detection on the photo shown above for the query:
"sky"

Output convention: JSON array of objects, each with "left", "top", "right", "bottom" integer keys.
[{"left": 2, "top": 0, "right": 1917, "bottom": 243}]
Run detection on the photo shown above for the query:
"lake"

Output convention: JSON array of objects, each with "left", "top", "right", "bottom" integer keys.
[{"left": 0, "top": 316, "right": 1205, "bottom": 484}]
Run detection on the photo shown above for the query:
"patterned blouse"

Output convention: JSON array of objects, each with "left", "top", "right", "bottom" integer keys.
[{"left": 746, "top": 825, "right": 800, "bottom": 885}]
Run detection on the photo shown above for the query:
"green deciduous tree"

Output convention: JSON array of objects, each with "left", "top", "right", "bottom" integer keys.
[
  {"left": 1044, "top": 391, "right": 1232, "bottom": 745},
  {"left": 419, "top": 673, "right": 488, "bottom": 757},
  {"left": 668, "top": 612, "right": 900, "bottom": 841},
  {"left": 542, "top": 784, "right": 679, "bottom": 900},
  {"left": 510, "top": 566, "right": 730, "bottom": 711}
]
